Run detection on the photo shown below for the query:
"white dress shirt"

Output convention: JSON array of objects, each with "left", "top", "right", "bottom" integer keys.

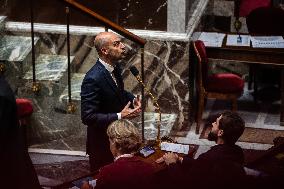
[{"left": 99, "top": 58, "right": 121, "bottom": 119}]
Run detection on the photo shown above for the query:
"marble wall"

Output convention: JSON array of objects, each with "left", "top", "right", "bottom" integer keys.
[
  {"left": 5, "top": 29, "right": 191, "bottom": 151},
  {"left": 1, "top": 0, "right": 210, "bottom": 151},
  {"left": 2, "top": 0, "right": 281, "bottom": 153}
]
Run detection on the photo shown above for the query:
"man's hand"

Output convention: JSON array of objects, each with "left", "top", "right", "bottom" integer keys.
[
  {"left": 121, "top": 101, "right": 141, "bottom": 119},
  {"left": 156, "top": 152, "right": 180, "bottom": 166},
  {"left": 133, "top": 95, "right": 141, "bottom": 109}
]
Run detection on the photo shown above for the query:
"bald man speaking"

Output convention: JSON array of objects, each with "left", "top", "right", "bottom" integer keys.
[{"left": 80, "top": 32, "right": 141, "bottom": 171}]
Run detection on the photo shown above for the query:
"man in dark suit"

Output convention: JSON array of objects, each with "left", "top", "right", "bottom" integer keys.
[{"left": 80, "top": 32, "right": 141, "bottom": 171}]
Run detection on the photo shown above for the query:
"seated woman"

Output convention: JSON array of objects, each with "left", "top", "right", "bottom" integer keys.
[{"left": 82, "top": 119, "right": 155, "bottom": 189}]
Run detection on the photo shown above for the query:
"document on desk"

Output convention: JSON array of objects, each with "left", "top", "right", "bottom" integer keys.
[
  {"left": 226, "top": 34, "right": 250, "bottom": 46},
  {"left": 250, "top": 36, "right": 284, "bottom": 48},
  {"left": 198, "top": 32, "right": 226, "bottom": 47},
  {"left": 160, "top": 142, "right": 189, "bottom": 154}
]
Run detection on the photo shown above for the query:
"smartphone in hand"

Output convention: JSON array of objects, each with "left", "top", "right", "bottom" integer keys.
[{"left": 139, "top": 146, "right": 155, "bottom": 157}]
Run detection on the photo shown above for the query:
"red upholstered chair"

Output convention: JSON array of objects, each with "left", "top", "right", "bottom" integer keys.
[
  {"left": 193, "top": 40, "right": 244, "bottom": 134},
  {"left": 16, "top": 98, "right": 33, "bottom": 147},
  {"left": 16, "top": 98, "right": 33, "bottom": 126}
]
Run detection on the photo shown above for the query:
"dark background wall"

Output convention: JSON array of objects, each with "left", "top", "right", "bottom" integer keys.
[{"left": 0, "top": 0, "right": 167, "bottom": 30}]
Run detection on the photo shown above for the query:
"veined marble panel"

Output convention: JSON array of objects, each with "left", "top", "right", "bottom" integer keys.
[
  {"left": 28, "top": 112, "right": 176, "bottom": 152},
  {"left": 0, "top": 35, "right": 39, "bottom": 61},
  {"left": 0, "top": 16, "right": 6, "bottom": 32},
  {"left": 58, "top": 73, "right": 85, "bottom": 115},
  {"left": 186, "top": 0, "right": 214, "bottom": 34},
  {"left": 7, "top": 25, "right": 192, "bottom": 150},
  {"left": 213, "top": 0, "right": 234, "bottom": 17},
  {"left": 186, "top": 0, "right": 210, "bottom": 36},
  {"left": 20, "top": 35, "right": 190, "bottom": 148},
  {"left": 26, "top": 109, "right": 85, "bottom": 147},
  {"left": 0, "top": 16, "right": 6, "bottom": 22},
  {"left": 1, "top": 35, "right": 40, "bottom": 92},
  {"left": 8, "top": 32, "right": 191, "bottom": 131},
  {"left": 59, "top": 73, "right": 85, "bottom": 102},
  {"left": 139, "top": 112, "right": 177, "bottom": 141},
  {"left": 0, "top": 0, "right": 209, "bottom": 151},
  {"left": 24, "top": 54, "right": 74, "bottom": 81},
  {"left": 123, "top": 40, "right": 191, "bottom": 130},
  {"left": 18, "top": 54, "right": 75, "bottom": 99}
]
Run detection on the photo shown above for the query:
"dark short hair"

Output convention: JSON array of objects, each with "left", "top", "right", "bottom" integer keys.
[{"left": 219, "top": 111, "right": 245, "bottom": 144}]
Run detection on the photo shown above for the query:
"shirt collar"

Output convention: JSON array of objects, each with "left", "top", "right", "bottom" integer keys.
[
  {"left": 114, "top": 153, "right": 134, "bottom": 161},
  {"left": 99, "top": 58, "right": 114, "bottom": 73}
]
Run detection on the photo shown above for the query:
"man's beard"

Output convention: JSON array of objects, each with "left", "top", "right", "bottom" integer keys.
[
  {"left": 109, "top": 51, "right": 125, "bottom": 62},
  {"left": 207, "top": 131, "right": 218, "bottom": 142}
]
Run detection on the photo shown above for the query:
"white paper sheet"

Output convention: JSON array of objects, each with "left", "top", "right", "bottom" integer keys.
[
  {"left": 160, "top": 142, "right": 189, "bottom": 154},
  {"left": 226, "top": 34, "right": 250, "bottom": 46},
  {"left": 198, "top": 32, "right": 226, "bottom": 47},
  {"left": 250, "top": 36, "right": 284, "bottom": 48}
]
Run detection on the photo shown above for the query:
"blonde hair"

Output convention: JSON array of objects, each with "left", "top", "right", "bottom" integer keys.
[{"left": 107, "top": 119, "right": 141, "bottom": 154}]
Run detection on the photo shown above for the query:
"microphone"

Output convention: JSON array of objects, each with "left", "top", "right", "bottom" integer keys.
[
  {"left": 129, "top": 66, "right": 144, "bottom": 86},
  {"left": 129, "top": 66, "right": 162, "bottom": 145},
  {"left": 129, "top": 66, "right": 140, "bottom": 77}
]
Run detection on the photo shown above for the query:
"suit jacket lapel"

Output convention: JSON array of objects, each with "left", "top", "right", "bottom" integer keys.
[{"left": 97, "top": 61, "right": 123, "bottom": 101}]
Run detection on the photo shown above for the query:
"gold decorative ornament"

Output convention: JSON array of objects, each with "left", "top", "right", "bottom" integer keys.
[
  {"left": 67, "top": 102, "right": 76, "bottom": 113},
  {"left": 135, "top": 75, "right": 161, "bottom": 146},
  {"left": 32, "top": 82, "right": 41, "bottom": 93},
  {"left": 0, "top": 63, "right": 5, "bottom": 74},
  {"left": 234, "top": 19, "right": 242, "bottom": 32}
]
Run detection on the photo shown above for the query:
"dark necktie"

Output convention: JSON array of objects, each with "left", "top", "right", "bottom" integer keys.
[{"left": 112, "top": 66, "right": 122, "bottom": 90}]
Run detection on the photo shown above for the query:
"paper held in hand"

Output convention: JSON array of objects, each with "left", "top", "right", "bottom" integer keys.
[{"left": 160, "top": 142, "right": 189, "bottom": 154}]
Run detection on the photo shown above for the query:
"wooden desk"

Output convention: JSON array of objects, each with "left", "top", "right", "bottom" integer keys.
[
  {"left": 206, "top": 38, "right": 284, "bottom": 126},
  {"left": 137, "top": 144, "right": 198, "bottom": 173}
]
